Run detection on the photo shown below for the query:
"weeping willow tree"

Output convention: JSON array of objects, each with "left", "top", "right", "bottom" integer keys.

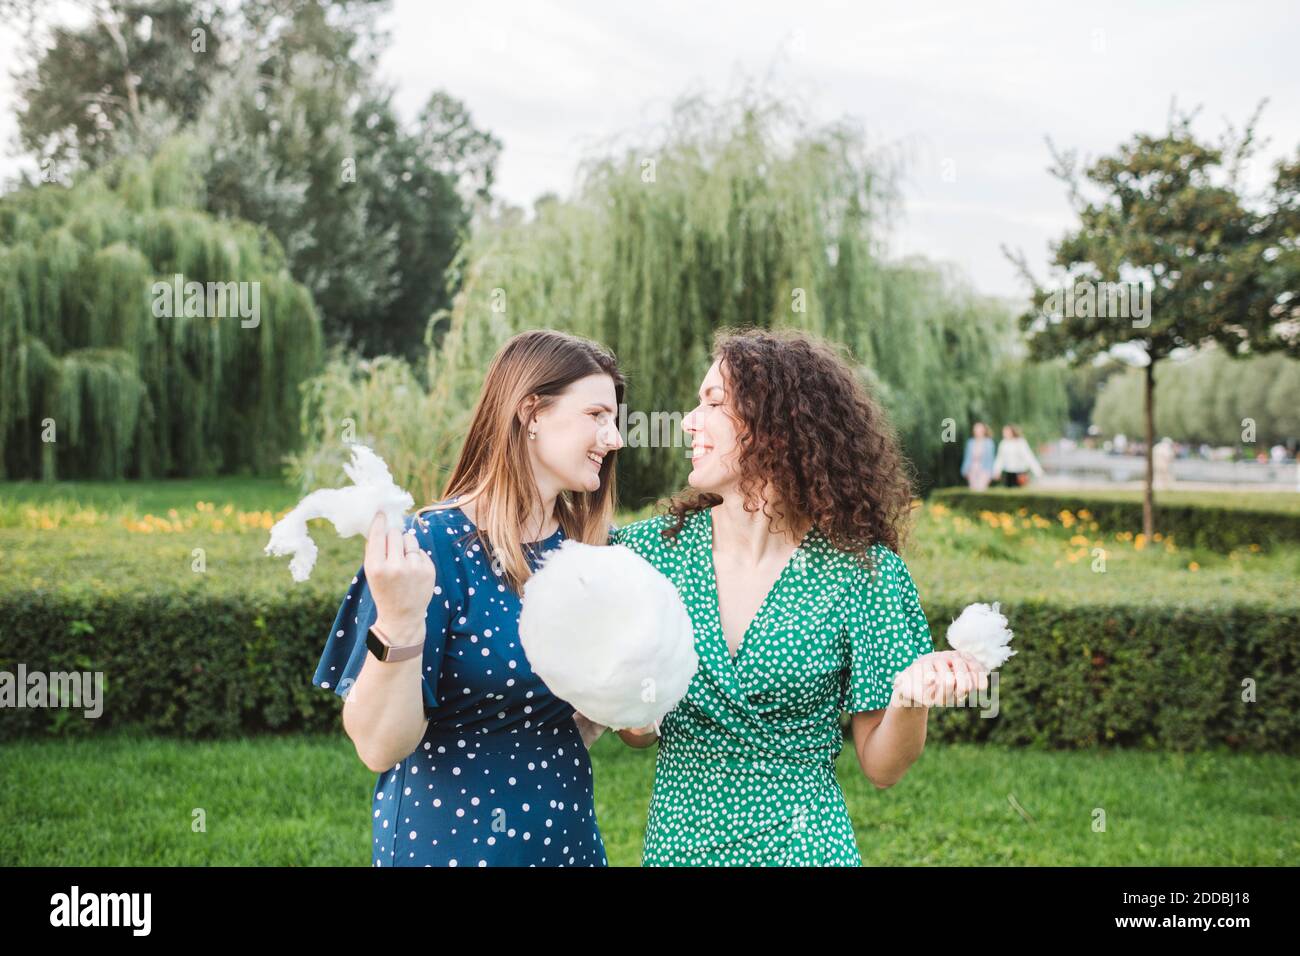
[
  {"left": 294, "top": 91, "right": 1065, "bottom": 503},
  {"left": 0, "top": 135, "right": 323, "bottom": 480}
]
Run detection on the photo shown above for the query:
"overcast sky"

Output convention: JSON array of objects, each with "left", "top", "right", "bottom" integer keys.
[{"left": 1, "top": 0, "right": 1294, "bottom": 298}]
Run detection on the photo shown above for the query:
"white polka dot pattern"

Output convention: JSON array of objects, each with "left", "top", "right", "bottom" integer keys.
[
  {"left": 313, "top": 499, "right": 608, "bottom": 867},
  {"left": 610, "top": 505, "right": 933, "bottom": 865}
]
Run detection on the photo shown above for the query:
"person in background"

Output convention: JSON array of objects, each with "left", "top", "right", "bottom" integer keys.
[
  {"left": 1153, "top": 437, "right": 1176, "bottom": 489},
  {"left": 992, "top": 424, "right": 1044, "bottom": 487},
  {"left": 960, "top": 421, "right": 996, "bottom": 490}
]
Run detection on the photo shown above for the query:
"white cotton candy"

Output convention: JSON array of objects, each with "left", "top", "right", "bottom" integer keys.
[
  {"left": 265, "top": 444, "right": 414, "bottom": 582},
  {"left": 946, "top": 601, "right": 1017, "bottom": 670},
  {"left": 518, "top": 539, "right": 698, "bottom": 730}
]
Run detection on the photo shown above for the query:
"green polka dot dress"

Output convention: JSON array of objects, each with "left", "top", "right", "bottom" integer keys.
[{"left": 610, "top": 506, "right": 934, "bottom": 866}]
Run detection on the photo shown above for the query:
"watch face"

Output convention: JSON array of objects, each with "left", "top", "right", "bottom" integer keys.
[{"left": 365, "top": 627, "right": 388, "bottom": 661}]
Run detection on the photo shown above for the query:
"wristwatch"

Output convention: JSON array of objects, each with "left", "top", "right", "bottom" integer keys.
[{"left": 365, "top": 621, "right": 424, "bottom": 662}]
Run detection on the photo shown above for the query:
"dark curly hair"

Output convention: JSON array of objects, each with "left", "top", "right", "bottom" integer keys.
[{"left": 660, "top": 327, "right": 918, "bottom": 566}]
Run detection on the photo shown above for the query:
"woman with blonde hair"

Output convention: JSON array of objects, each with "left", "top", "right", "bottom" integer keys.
[{"left": 313, "top": 329, "right": 625, "bottom": 866}]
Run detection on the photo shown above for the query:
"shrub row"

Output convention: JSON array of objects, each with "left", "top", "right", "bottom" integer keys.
[
  {"left": 930, "top": 488, "right": 1300, "bottom": 552},
  {"left": 3, "top": 587, "right": 1296, "bottom": 752}
]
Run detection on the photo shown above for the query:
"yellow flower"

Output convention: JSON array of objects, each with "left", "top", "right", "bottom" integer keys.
[
  {"left": 1188, "top": 562, "right": 1199, "bottom": 571},
  {"left": 1134, "top": 533, "right": 1146, "bottom": 551},
  {"left": 1077, "top": 509, "right": 1093, "bottom": 520}
]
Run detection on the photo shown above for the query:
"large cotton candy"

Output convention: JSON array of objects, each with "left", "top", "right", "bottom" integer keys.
[
  {"left": 518, "top": 538, "right": 698, "bottom": 730},
  {"left": 265, "top": 444, "right": 414, "bottom": 582}
]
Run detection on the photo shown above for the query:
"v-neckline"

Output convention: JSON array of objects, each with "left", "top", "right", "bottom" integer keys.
[{"left": 702, "top": 506, "right": 815, "bottom": 669}]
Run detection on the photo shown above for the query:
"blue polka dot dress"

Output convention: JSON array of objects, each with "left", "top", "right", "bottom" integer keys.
[{"left": 312, "top": 499, "right": 609, "bottom": 867}]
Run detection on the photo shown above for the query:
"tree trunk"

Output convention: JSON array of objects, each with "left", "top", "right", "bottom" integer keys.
[{"left": 1142, "top": 358, "right": 1156, "bottom": 540}]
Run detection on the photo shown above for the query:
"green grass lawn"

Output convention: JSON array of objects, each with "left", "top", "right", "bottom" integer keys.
[
  {"left": 945, "top": 485, "right": 1300, "bottom": 514},
  {"left": 1, "top": 729, "right": 1294, "bottom": 866},
  {"left": 0, "top": 477, "right": 298, "bottom": 514},
  {"left": 2, "top": 479, "right": 1297, "bottom": 608}
]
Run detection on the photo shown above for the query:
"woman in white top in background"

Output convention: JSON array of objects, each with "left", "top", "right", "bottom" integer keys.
[{"left": 992, "top": 424, "right": 1044, "bottom": 487}]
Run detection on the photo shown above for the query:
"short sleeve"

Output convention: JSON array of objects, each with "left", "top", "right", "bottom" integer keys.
[
  {"left": 311, "top": 514, "right": 458, "bottom": 719},
  {"left": 843, "top": 548, "right": 934, "bottom": 712}
]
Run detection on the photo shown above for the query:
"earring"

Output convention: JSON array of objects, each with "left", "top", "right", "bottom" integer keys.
[{"left": 528, "top": 429, "right": 537, "bottom": 440}]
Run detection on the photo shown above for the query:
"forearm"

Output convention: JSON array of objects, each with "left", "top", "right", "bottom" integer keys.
[
  {"left": 341, "top": 620, "right": 430, "bottom": 771},
  {"left": 857, "top": 698, "right": 928, "bottom": 788}
]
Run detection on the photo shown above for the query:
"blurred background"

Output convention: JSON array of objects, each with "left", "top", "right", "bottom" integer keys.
[{"left": 0, "top": 0, "right": 1296, "bottom": 866}]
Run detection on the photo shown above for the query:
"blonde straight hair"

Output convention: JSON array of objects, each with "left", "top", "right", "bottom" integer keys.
[{"left": 417, "top": 329, "right": 625, "bottom": 596}]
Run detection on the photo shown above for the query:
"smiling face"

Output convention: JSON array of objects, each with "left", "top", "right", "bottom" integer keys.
[
  {"left": 525, "top": 373, "right": 624, "bottom": 496},
  {"left": 682, "top": 359, "right": 744, "bottom": 495}
]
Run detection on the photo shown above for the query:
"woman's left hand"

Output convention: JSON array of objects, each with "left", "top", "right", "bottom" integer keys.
[{"left": 891, "top": 650, "right": 989, "bottom": 707}]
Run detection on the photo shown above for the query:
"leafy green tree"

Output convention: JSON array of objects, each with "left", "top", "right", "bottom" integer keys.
[
  {"left": 5, "top": 0, "right": 487, "bottom": 358},
  {"left": 4, "top": 0, "right": 227, "bottom": 170},
  {"left": 1007, "top": 103, "right": 1299, "bottom": 537},
  {"left": 0, "top": 137, "right": 323, "bottom": 479}
]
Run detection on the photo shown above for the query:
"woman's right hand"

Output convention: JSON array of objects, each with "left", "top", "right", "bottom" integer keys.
[{"left": 364, "top": 511, "right": 437, "bottom": 645}]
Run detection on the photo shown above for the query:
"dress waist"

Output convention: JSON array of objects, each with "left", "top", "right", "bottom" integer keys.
[
  {"left": 659, "top": 730, "right": 838, "bottom": 777},
  {"left": 419, "top": 720, "right": 583, "bottom": 755}
]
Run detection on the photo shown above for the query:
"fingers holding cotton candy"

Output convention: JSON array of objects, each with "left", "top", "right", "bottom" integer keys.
[
  {"left": 518, "top": 540, "right": 698, "bottom": 730},
  {"left": 891, "top": 602, "right": 1012, "bottom": 707}
]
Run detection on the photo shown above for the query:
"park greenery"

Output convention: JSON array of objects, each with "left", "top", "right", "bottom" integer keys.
[
  {"left": 0, "top": 137, "right": 322, "bottom": 480},
  {"left": 1007, "top": 104, "right": 1300, "bottom": 536},
  {"left": 291, "top": 93, "right": 1069, "bottom": 505},
  {"left": 0, "top": 1, "right": 1077, "bottom": 495},
  {"left": 0, "top": 0, "right": 1297, "bottom": 868},
  {"left": 1092, "top": 344, "right": 1300, "bottom": 447}
]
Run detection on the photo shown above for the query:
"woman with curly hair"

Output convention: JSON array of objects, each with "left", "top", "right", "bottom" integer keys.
[{"left": 611, "top": 327, "right": 987, "bottom": 866}]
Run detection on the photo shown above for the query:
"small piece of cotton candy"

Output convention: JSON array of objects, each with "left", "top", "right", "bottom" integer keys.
[
  {"left": 945, "top": 601, "right": 1017, "bottom": 670},
  {"left": 265, "top": 444, "right": 413, "bottom": 582},
  {"left": 518, "top": 538, "right": 698, "bottom": 730}
]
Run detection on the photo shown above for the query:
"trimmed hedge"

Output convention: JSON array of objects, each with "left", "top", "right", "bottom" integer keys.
[
  {"left": 931, "top": 488, "right": 1300, "bottom": 553},
  {"left": 3, "top": 587, "right": 1296, "bottom": 752}
]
